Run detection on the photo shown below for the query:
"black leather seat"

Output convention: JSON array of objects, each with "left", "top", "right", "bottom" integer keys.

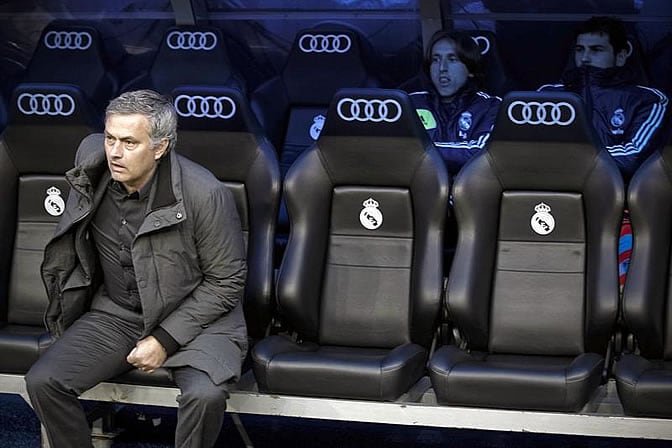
[
  {"left": 171, "top": 85, "right": 280, "bottom": 339},
  {"left": 122, "top": 25, "right": 244, "bottom": 95},
  {"left": 20, "top": 21, "right": 118, "bottom": 116},
  {"left": 429, "top": 91, "right": 624, "bottom": 412},
  {"left": 0, "top": 84, "right": 102, "bottom": 373},
  {"left": 251, "top": 88, "right": 450, "bottom": 401},
  {"left": 614, "top": 143, "right": 672, "bottom": 418},
  {"left": 251, "top": 27, "right": 382, "bottom": 251},
  {"left": 108, "top": 85, "right": 280, "bottom": 386}
]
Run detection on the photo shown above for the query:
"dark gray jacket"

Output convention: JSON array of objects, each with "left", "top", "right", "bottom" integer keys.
[{"left": 41, "top": 134, "right": 248, "bottom": 384}]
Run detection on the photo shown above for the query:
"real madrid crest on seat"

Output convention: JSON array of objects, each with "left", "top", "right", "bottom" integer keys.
[{"left": 251, "top": 87, "right": 450, "bottom": 401}]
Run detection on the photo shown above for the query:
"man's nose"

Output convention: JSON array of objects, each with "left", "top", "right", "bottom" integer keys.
[{"left": 109, "top": 141, "right": 123, "bottom": 157}]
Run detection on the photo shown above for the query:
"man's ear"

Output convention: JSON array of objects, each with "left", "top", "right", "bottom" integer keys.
[
  {"left": 154, "top": 139, "right": 169, "bottom": 160},
  {"left": 615, "top": 40, "right": 632, "bottom": 67},
  {"left": 615, "top": 48, "right": 628, "bottom": 67}
]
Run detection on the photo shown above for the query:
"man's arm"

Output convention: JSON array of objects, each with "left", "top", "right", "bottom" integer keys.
[
  {"left": 605, "top": 86, "right": 669, "bottom": 180},
  {"left": 156, "top": 183, "right": 246, "bottom": 349}
]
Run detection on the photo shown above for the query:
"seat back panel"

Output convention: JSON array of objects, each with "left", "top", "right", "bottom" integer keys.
[
  {"left": 320, "top": 186, "right": 413, "bottom": 348},
  {"left": 8, "top": 176, "right": 69, "bottom": 325},
  {"left": 490, "top": 191, "right": 586, "bottom": 355}
]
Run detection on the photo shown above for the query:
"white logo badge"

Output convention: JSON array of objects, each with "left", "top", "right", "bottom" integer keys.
[
  {"left": 44, "top": 186, "right": 65, "bottom": 216},
  {"left": 359, "top": 198, "right": 383, "bottom": 230},
  {"left": 530, "top": 202, "right": 555, "bottom": 235},
  {"left": 310, "top": 114, "right": 325, "bottom": 140},
  {"left": 458, "top": 111, "right": 472, "bottom": 139},
  {"left": 610, "top": 108, "right": 625, "bottom": 135}
]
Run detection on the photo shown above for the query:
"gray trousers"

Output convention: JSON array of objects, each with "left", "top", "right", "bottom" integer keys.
[{"left": 25, "top": 310, "right": 229, "bottom": 448}]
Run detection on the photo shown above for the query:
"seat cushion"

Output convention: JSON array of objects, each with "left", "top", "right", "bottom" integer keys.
[
  {"left": 111, "top": 367, "right": 175, "bottom": 387},
  {"left": 252, "top": 335, "right": 427, "bottom": 401},
  {"left": 428, "top": 345, "right": 604, "bottom": 411},
  {"left": 615, "top": 353, "right": 672, "bottom": 418},
  {"left": 0, "top": 324, "right": 53, "bottom": 373}
]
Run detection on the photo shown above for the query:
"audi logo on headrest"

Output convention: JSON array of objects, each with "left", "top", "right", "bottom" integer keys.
[
  {"left": 298, "top": 33, "right": 352, "bottom": 54},
  {"left": 174, "top": 95, "right": 236, "bottom": 119},
  {"left": 507, "top": 101, "right": 576, "bottom": 126},
  {"left": 44, "top": 31, "right": 92, "bottom": 50},
  {"left": 166, "top": 31, "right": 217, "bottom": 51},
  {"left": 17, "top": 93, "right": 76, "bottom": 116},
  {"left": 336, "top": 98, "right": 402, "bottom": 123},
  {"left": 471, "top": 35, "right": 490, "bottom": 55}
]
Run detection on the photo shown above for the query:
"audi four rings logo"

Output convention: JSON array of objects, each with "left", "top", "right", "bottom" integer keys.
[
  {"left": 298, "top": 34, "right": 352, "bottom": 53},
  {"left": 44, "top": 31, "right": 92, "bottom": 50},
  {"left": 471, "top": 35, "right": 490, "bottom": 55},
  {"left": 507, "top": 101, "right": 576, "bottom": 126},
  {"left": 17, "top": 93, "right": 76, "bottom": 116},
  {"left": 174, "top": 95, "right": 236, "bottom": 119},
  {"left": 336, "top": 98, "right": 402, "bottom": 123},
  {"left": 166, "top": 31, "right": 217, "bottom": 50}
]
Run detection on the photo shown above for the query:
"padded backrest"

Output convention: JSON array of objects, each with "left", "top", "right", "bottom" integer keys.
[
  {"left": 24, "top": 21, "right": 117, "bottom": 111},
  {"left": 171, "top": 85, "right": 280, "bottom": 338},
  {"left": 622, "top": 144, "right": 672, "bottom": 359},
  {"left": 149, "top": 26, "right": 242, "bottom": 94},
  {"left": 448, "top": 90, "right": 623, "bottom": 355},
  {"left": 277, "top": 88, "right": 450, "bottom": 347},
  {"left": 251, "top": 26, "right": 382, "bottom": 172},
  {"left": 3, "top": 84, "right": 102, "bottom": 174},
  {"left": 8, "top": 177, "right": 69, "bottom": 325},
  {"left": 0, "top": 84, "right": 99, "bottom": 326},
  {"left": 462, "top": 29, "right": 516, "bottom": 96}
]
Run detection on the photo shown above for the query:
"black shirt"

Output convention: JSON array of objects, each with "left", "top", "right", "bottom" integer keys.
[{"left": 91, "top": 178, "right": 153, "bottom": 313}]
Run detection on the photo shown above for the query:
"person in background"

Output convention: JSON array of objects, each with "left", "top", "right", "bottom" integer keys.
[
  {"left": 539, "top": 15, "right": 668, "bottom": 181},
  {"left": 407, "top": 29, "right": 502, "bottom": 179},
  {"left": 25, "top": 89, "right": 248, "bottom": 448},
  {"left": 539, "top": 16, "right": 669, "bottom": 291}
]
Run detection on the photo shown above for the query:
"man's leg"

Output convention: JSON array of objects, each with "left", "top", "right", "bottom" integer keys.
[
  {"left": 173, "top": 366, "right": 230, "bottom": 448},
  {"left": 25, "top": 311, "right": 143, "bottom": 448}
]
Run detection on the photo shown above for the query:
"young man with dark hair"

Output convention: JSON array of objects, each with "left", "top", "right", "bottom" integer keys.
[
  {"left": 408, "top": 30, "right": 502, "bottom": 178},
  {"left": 540, "top": 16, "right": 669, "bottom": 291},
  {"left": 539, "top": 16, "right": 669, "bottom": 181}
]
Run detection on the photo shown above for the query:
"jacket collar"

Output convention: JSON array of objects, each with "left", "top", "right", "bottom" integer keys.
[
  {"left": 561, "top": 65, "right": 638, "bottom": 90},
  {"left": 68, "top": 146, "right": 181, "bottom": 214}
]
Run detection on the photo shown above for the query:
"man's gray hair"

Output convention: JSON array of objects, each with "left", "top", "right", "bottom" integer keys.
[{"left": 105, "top": 89, "right": 178, "bottom": 152}]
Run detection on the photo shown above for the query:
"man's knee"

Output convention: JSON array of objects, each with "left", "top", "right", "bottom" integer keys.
[
  {"left": 179, "top": 382, "right": 229, "bottom": 411},
  {"left": 25, "top": 361, "right": 60, "bottom": 396}
]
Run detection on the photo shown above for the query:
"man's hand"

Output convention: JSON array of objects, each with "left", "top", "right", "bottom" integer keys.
[{"left": 127, "top": 336, "right": 167, "bottom": 373}]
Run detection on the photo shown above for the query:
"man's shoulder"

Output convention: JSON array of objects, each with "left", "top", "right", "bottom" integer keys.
[
  {"left": 537, "top": 83, "right": 566, "bottom": 92},
  {"left": 175, "top": 154, "right": 231, "bottom": 203},
  {"left": 176, "top": 154, "right": 219, "bottom": 188},
  {"left": 629, "top": 84, "right": 668, "bottom": 103},
  {"left": 473, "top": 91, "right": 502, "bottom": 105}
]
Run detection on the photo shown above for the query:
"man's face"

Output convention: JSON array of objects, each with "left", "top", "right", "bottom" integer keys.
[
  {"left": 575, "top": 32, "right": 627, "bottom": 69},
  {"left": 430, "top": 38, "right": 470, "bottom": 100},
  {"left": 104, "top": 113, "right": 167, "bottom": 193}
]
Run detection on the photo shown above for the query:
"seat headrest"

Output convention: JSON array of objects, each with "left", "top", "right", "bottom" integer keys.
[
  {"left": 172, "top": 86, "right": 261, "bottom": 134},
  {"left": 320, "top": 88, "right": 430, "bottom": 141},
  {"left": 151, "top": 26, "right": 238, "bottom": 93},
  {"left": 3, "top": 83, "right": 100, "bottom": 174},
  {"left": 492, "top": 91, "right": 594, "bottom": 143},
  {"left": 315, "top": 88, "right": 436, "bottom": 186},
  {"left": 8, "top": 83, "right": 100, "bottom": 127},
  {"left": 283, "top": 28, "right": 370, "bottom": 104},
  {"left": 26, "top": 23, "right": 109, "bottom": 99},
  {"left": 486, "top": 91, "right": 608, "bottom": 189}
]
